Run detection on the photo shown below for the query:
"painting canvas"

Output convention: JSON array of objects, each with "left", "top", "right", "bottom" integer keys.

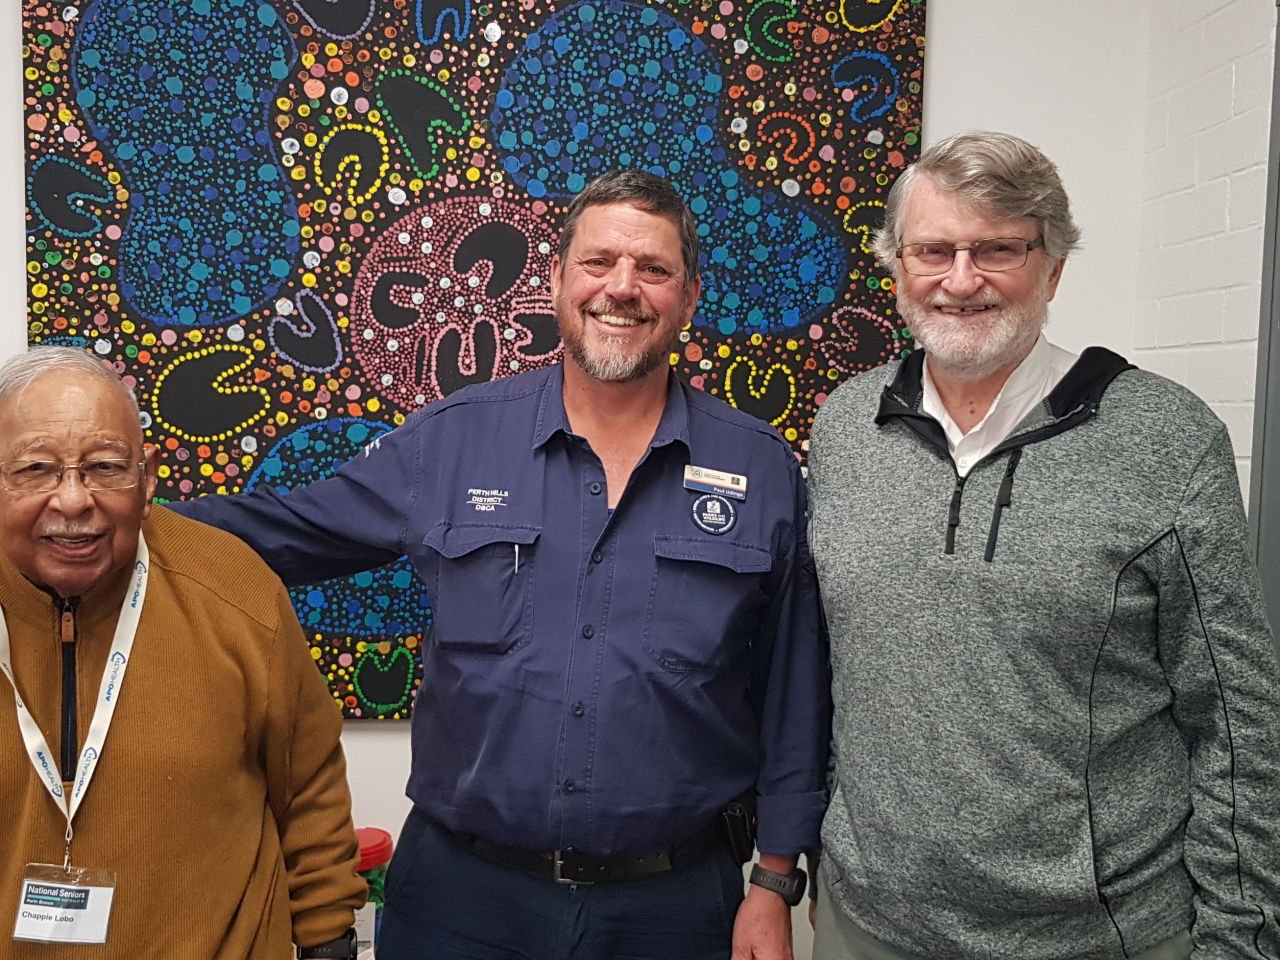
[{"left": 23, "top": 0, "right": 925, "bottom": 717}]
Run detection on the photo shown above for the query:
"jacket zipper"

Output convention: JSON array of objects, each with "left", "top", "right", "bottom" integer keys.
[
  {"left": 890, "top": 401, "right": 1098, "bottom": 561},
  {"left": 983, "top": 449, "right": 1023, "bottom": 562},
  {"left": 944, "top": 473, "right": 966, "bottom": 555},
  {"left": 58, "top": 596, "right": 78, "bottom": 782}
]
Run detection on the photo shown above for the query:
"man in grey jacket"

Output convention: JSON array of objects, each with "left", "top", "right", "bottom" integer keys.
[{"left": 808, "top": 130, "right": 1280, "bottom": 960}]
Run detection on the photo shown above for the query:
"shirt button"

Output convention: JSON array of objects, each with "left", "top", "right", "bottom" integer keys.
[
  {"left": 591, "top": 550, "right": 603, "bottom": 564},
  {"left": 589, "top": 481, "right": 602, "bottom": 495},
  {"left": 572, "top": 701, "right": 585, "bottom": 717},
  {"left": 564, "top": 779, "right": 576, "bottom": 793},
  {"left": 581, "top": 625, "right": 594, "bottom": 639}
]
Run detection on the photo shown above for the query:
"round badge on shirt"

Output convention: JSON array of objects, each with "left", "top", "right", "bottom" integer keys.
[{"left": 691, "top": 494, "right": 736, "bottom": 534}]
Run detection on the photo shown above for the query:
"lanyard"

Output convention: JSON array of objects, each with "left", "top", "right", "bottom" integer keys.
[{"left": 0, "top": 535, "right": 149, "bottom": 866}]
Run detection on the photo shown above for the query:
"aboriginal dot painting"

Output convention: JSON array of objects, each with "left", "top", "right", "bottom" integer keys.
[{"left": 24, "top": 0, "right": 924, "bottom": 718}]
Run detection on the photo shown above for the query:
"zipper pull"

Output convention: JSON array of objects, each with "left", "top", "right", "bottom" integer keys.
[
  {"left": 995, "top": 449, "right": 1022, "bottom": 508},
  {"left": 60, "top": 606, "right": 75, "bottom": 644},
  {"left": 983, "top": 449, "right": 1023, "bottom": 563},
  {"left": 514, "top": 543, "right": 520, "bottom": 576},
  {"left": 944, "top": 476, "right": 965, "bottom": 555}
]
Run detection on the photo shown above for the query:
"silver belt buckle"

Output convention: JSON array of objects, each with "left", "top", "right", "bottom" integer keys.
[{"left": 552, "top": 851, "right": 592, "bottom": 885}]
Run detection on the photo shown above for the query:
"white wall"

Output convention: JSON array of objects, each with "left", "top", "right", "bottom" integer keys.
[
  {"left": 2, "top": 2, "right": 1274, "bottom": 951},
  {"left": 1134, "top": 0, "right": 1276, "bottom": 496}
]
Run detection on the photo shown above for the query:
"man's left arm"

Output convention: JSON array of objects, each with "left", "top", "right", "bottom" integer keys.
[
  {"left": 1162, "top": 427, "right": 1280, "bottom": 957},
  {"left": 733, "top": 455, "right": 832, "bottom": 960},
  {"left": 263, "top": 586, "right": 367, "bottom": 950}
]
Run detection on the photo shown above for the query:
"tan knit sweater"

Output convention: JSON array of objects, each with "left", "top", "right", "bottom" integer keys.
[{"left": 0, "top": 506, "right": 365, "bottom": 959}]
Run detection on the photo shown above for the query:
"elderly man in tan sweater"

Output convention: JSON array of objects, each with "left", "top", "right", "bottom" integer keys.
[{"left": 0, "top": 347, "right": 365, "bottom": 959}]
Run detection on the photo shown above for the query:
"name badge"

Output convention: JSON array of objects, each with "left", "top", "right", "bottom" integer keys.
[
  {"left": 683, "top": 464, "right": 748, "bottom": 501},
  {"left": 14, "top": 864, "right": 115, "bottom": 945}
]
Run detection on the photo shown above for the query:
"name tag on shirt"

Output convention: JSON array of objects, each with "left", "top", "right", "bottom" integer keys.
[
  {"left": 14, "top": 864, "right": 115, "bottom": 945},
  {"left": 683, "top": 464, "right": 748, "bottom": 501}
]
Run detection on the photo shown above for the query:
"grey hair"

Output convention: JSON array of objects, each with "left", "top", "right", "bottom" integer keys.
[
  {"left": 0, "top": 346, "right": 140, "bottom": 418},
  {"left": 873, "top": 130, "right": 1082, "bottom": 268},
  {"left": 558, "top": 169, "right": 700, "bottom": 286}
]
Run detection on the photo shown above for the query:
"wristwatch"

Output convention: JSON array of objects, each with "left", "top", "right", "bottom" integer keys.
[
  {"left": 297, "top": 928, "right": 356, "bottom": 959},
  {"left": 749, "top": 863, "right": 808, "bottom": 907}
]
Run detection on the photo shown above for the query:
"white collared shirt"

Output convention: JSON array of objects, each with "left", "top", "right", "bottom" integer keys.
[{"left": 921, "top": 335, "right": 1078, "bottom": 477}]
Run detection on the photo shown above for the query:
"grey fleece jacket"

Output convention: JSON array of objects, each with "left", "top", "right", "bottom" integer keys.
[{"left": 808, "top": 347, "right": 1280, "bottom": 960}]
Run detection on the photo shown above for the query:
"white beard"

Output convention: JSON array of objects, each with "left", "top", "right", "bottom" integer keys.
[
  {"left": 558, "top": 297, "right": 668, "bottom": 384},
  {"left": 899, "top": 281, "right": 1050, "bottom": 382},
  {"left": 566, "top": 331, "right": 664, "bottom": 383}
]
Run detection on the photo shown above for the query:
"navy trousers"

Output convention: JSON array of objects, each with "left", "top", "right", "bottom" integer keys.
[{"left": 378, "top": 809, "right": 745, "bottom": 960}]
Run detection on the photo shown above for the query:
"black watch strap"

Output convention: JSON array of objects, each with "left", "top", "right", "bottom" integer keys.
[
  {"left": 749, "top": 863, "right": 808, "bottom": 907},
  {"left": 297, "top": 928, "right": 356, "bottom": 959}
]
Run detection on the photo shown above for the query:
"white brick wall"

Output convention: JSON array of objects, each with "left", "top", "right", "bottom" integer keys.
[{"left": 1135, "top": 0, "right": 1276, "bottom": 499}]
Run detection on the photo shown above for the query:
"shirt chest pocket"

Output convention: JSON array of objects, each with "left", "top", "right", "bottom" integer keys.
[
  {"left": 422, "top": 523, "right": 541, "bottom": 655},
  {"left": 642, "top": 535, "right": 773, "bottom": 673}
]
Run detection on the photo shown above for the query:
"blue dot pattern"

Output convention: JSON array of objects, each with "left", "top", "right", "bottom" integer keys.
[
  {"left": 489, "top": 0, "right": 847, "bottom": 335},
  {"left": 72, "top": 0, "right": 300, "bottom": 327}
]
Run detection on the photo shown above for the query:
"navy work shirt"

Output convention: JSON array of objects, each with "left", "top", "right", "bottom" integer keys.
[{"left": 174, "top": 364, "right": 830, "bottom": 856}]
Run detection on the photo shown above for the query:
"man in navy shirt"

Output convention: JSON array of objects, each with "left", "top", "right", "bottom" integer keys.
[{"left": 175, "top": 171, "right": 829, "bottom": 960}]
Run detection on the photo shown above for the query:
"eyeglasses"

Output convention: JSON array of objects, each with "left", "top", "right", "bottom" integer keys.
[
  {"left": 896, "top": 237, "right": 1045, "bottom": 276},
  {"left": 0, "top": 459, "right": 145, "bottom": 493}
]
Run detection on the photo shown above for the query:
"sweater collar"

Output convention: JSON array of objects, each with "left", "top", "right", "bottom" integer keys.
[
  {"left": 0, "top": 541, "right": 138, "bottom": 635},
  {"left": 878, "top": 345, "right": 1135, "bottom": 427}
]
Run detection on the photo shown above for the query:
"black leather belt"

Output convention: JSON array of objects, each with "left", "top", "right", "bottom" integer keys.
[{"left": 454, "top": 819, "right": 726, "bottom": 885}]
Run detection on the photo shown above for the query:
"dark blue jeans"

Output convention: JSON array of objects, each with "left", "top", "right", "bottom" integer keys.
[{"left": 378, "top": 809, "right": 745, "bottom": 960}]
